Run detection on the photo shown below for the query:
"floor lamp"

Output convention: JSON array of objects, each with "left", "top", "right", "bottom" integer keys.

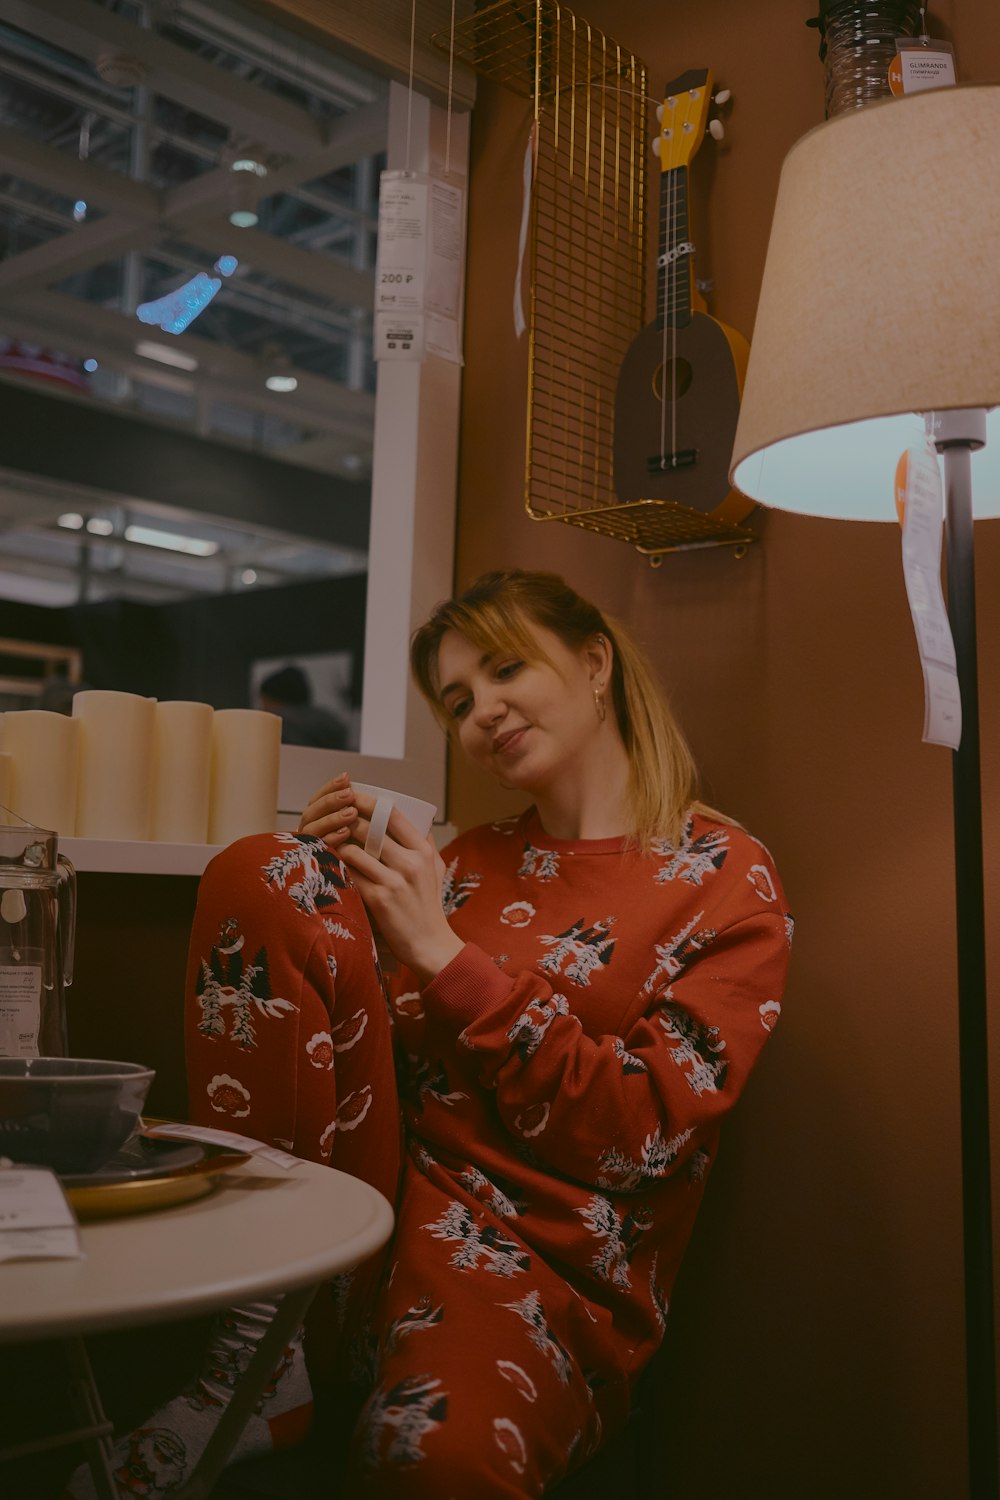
[{"left": 729, "top": 83, "right": 1000, "bottom": 1497}]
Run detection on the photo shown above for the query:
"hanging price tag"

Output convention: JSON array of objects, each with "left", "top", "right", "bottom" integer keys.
[
  {"left": 896, "top": 445, "right": 961, "bottom": 750},
  {"left": 888, "top": 38, "right": 956, "bottom": 95},
  {"left": 373, "top": 171, "right": 465, "bottom": 364}
]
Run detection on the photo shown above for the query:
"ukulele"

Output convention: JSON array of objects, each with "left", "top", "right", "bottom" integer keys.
[{"left": 613, "top": 68, "right": 753, "bottom": 528}]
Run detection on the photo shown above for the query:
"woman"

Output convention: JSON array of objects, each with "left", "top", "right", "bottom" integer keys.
[{"left": 68, "top": 570, "right": 790, "bottom": 1499}]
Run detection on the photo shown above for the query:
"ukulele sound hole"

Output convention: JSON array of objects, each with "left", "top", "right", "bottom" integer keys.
[{"left": 653, "top": 358, "right": 693, "bottom": 402}]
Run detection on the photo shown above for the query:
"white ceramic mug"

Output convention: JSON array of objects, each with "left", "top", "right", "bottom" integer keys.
[{"left": 351, "top": 783, "right": 437, "bottom": 859}]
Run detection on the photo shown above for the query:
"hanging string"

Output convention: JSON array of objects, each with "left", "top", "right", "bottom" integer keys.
[
  {"left": 444, "top": 0, "right": 457, "bottom": 178},
  {"left": 405, "top": 0, "right": 417, "bottom": 174}
]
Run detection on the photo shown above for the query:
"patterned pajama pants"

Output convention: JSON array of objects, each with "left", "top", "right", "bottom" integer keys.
[{"left": 186, "top": 835, "right": 621, "bottom": 1498}]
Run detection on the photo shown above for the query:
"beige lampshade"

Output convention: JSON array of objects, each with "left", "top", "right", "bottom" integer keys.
[{"left": 730, "top": 83, "right": 1000, "bottom": 520}]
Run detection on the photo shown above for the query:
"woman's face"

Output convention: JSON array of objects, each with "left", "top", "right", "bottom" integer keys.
[{"left": 434, "top": 622, "right": 605, "bottom": 796}]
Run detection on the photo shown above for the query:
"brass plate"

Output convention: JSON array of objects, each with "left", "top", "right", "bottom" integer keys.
[{"left": 66, "top": 1129, "right": 252, "bottom": 1221}]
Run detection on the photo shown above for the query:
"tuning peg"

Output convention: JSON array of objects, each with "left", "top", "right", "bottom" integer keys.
[
  {"left": 713, "top": 88, "right": 732, "bottom": 105},
  {"left": 708, "top": 118, "right": 725, "bottom": 140},
  {"left": 655, "top": 102, "right": 664, "bottom": 123},
  {"left": 651, "top": 135, "right": 661, "bottom": 157}
]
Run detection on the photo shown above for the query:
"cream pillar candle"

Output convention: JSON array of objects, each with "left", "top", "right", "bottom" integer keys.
[
  {"left": 208, "top": 709, "right": 281, "bottom": 846},
  {"left": 0, "top": 711, "right": 78, "bottom": 834},
  {"left": 150, "top": 700, "right": 213, "bottom": 843},
  {"left": 73, "top": 690, "right": 155, "bottom": 840}
]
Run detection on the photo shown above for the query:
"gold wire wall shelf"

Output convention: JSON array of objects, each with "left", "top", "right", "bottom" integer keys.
[{"left": 434, "top": 0, "right": 755, "bottom": 557}]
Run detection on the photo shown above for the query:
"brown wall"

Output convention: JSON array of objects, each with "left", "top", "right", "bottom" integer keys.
[{"left": 454, "top": 2, "right": 1000, "bottom": 1495}]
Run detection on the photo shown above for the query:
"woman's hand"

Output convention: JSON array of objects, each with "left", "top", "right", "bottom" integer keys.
[
  {"left": 334, "top": 788, "right": 463, "bottom": 987},
  {"left": 297, "top": 772, "right": 360, "bottom": 849}
]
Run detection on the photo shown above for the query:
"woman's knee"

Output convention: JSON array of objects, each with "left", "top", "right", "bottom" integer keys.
[{"left": 196, "top": 833, "right": 370, "bottom": 937}]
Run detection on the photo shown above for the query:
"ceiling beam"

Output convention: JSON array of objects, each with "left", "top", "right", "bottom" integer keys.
[
  {"left": 181, "top": 218, "right": 374, "bottom": 309},
  {"left": 0, "top": 0, "right": 330, "bottom": 153},
  {"left": 0, "top": 289, "right": 375, "bottom": 441},
  {"left": 0, "top": 116, "right": 379, "bottom": 310},
  {"left": 165, "top": 95, "right": 388, "bottom": 210},
  {"left": 246, "top": 0, "right": 477, "bottom": 110},
  {"left": 0, "top": 125, "right": 160, "bottom": 217},
  {"left": 0, "top": 215, "right": 151, "bottom": 293},
  {"left": 0, "top": 76, "right": 386, "bottom": 223}
]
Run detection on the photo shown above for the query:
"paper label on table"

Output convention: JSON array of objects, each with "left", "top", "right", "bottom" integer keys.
[
  {"left": 144, "top": 1121, "right": 301, "bottom": 1170},
  {"left": 0, "top": 963, "right": 42, "bottom": 1058},
  {"left": 0, "top": 1166, "right": 83, "bottom": 1261},
  {"left": 898, "top": 444, "right": 962, "bottom": 750},
  {"left": 374, "top": 171, "right": 463, "bottom": 364}
]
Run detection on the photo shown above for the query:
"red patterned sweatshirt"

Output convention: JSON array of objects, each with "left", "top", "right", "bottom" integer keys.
[{"left": 389, "top": 806, "right": 792, "bottom": 1376}]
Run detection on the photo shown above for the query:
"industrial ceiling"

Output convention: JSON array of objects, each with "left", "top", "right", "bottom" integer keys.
[{"left": 0, "top": 0, "right": 385, "bottom": 603}]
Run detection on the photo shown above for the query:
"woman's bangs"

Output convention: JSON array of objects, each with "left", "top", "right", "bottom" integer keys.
[{"left": 442, "top": 603, "right": 547, "bottom": 679}]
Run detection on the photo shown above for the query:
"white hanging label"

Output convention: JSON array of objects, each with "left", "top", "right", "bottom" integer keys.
[
  {"left": 889, "top": 39, "right": 956, "bottom": 95},
  {"left": 0, "top": 964, "right": 42, "bottom": 1058},
  {"left": 374, "top": 171, "right": 464, "bottom": 364},
  {"left": 896, "top": 445, "right": 962, "bottom": 750}
]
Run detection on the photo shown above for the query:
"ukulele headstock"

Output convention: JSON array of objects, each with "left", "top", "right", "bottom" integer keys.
[{"left": 652, "top": 68, "right": 715, "bottom": 172}]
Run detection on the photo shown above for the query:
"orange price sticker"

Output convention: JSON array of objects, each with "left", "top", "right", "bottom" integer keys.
[
  {"left": 888, "top": 54, "right": 904, "bottom": 96},
  {"left": 894, "top": 449, "right": 909, "bottom": 524}
]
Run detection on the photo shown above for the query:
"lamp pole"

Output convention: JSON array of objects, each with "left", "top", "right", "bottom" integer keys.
[{"left": 932, "top": 406, "right": 998, "bottom": 1499}]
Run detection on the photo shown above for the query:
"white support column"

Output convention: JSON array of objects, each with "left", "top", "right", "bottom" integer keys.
[
  {"left": 359, "top": 82, "right": 468, "bottom": 798},
  {"left": 277, "top": 82, "right": 468, "bottom": 824}
]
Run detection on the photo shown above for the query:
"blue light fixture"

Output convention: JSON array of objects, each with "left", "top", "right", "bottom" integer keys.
[{"left": 135, "top": 256, "right": 239, "bottom": 335}]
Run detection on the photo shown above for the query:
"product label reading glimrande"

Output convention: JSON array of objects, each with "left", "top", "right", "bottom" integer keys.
[{"left": 0, "top": 965, "right": 43, "bottom": 1057}]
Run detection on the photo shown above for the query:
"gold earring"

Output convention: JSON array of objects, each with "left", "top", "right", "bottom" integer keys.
[{"left": 594, "top": 685, "right": 606, "bottom": 723}]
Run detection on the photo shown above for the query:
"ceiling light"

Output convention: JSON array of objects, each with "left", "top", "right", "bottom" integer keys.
[
  {"left": 86, "top": 517, "right": 114, "bottom": 536},
  {"left": 58, "top": 513, "right": 83, "bottom": 530},
  {"left": 229, "top": 168, "right": 264, "bottom": 230},
  {"left": 95, "top": 51, "right": 146, "bottom": 88},
  {"left": 228, "top": 153, "right": 268, "bottom": 229},
  {"left": 73, "top": 200, "right": 87, "bottom": 223},
  {"left": 135, "top": 340, "right": 199, "bottom": 372},
  {"left": 265, "top": 374, "right": 298, "bottom": 392},
  {"left": 83, "top": 358, "right": 99, "bottom": 373},
  {"left": 124, "top": 524, "right": 218, "bottom": 557},
  {"left": 241, "top": 568, "right": 257, "bottom": 585}
]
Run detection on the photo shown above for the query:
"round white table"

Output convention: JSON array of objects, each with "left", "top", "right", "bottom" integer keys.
[{"left": 0, "top": 1155, "right": 394, "bottom": 1499}]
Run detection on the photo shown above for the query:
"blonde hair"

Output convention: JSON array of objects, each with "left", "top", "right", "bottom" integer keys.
[{"left": 411, "top": 569, "right": 715, "bottom": 847}]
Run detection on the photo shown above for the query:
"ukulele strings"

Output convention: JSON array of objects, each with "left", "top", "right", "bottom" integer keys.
[
  {"left": 659, "top": 157, "right": 669, "bottom": 471},
  {"left": 659, "top": 140, "right": 679, "bottom": 473},
  {"left": 671, "top": 166, "right": 678, "bottom": 470}
]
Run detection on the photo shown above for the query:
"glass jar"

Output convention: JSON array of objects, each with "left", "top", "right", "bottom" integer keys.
[{"left": 821, "top": 1, "right": 922, "bottom": 117}]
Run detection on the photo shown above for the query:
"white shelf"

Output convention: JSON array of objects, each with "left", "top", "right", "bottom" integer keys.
[
  {"left": 60, "top": 820, "right": 459, "bottom": 876},
  {"left": 60, "top": 838, "right": 224, "bottom": 876}
]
